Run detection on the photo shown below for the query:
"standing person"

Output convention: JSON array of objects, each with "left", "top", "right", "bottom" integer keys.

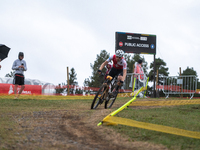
[
  {"left": 0, "top": 59, "right": 1, "bottom": 69},
  {"left": 12, "top": 52, "right": 27, "bottom": 99},
  {"left": 98, "top": 49, "right": 127, "bottom": 95},
  {"left": 104, "top": 62, "right": 112, "bottom": 79},
  {"left": 134, "top": 59, "right": 145, "bottom": 97}
]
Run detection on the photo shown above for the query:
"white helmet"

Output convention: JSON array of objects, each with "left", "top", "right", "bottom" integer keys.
[{"left": 115, "top": 49, "right": 124, "bottom": 57}]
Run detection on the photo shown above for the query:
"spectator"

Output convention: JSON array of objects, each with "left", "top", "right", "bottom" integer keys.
[
  {"left": 104, "top": 62, "right": 112, "bottom": 79},
  {"left": 12, "top": 52, "right": 27, "bottom": 99},
  {"left": 134, "top": 59, "right": 145, "bottom": 97}
]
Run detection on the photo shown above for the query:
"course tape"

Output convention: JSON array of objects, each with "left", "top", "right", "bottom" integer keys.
[
  {"left": 98, "top": 87, "right": 145, "bottom": 126},
  {"left": 129, "top": 99, "right": 200, "bottom": 107},
  {"left": 103, "top": 116, "right": 200, "bottom": 139},
  {"left": 98, "top": 89, "right": 200, "bottom": 139}
]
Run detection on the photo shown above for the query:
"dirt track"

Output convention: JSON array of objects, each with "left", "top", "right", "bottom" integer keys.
[{"left": 5, "top": 108, "right": 168, "bottom": 150}]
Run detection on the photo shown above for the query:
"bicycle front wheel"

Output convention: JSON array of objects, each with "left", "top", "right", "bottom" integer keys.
[{"left": 91, "top": 84, "right": 107, "bottom": 109}]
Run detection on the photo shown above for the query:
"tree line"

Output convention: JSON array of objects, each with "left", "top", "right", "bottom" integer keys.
[
  {"left": 5, "top": 49, "right": 200, "bottom": 96},
  {"left": 64, "top": 50, "right": 200, "bottom": 96}
]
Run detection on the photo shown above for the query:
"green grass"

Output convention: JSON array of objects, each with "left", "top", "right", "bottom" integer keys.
[
  {"left": 112, "top": 104, "right": 200, "bottom": 150},
  {"left": 0, "top": 98, "right": 92, "bottom": 113},
  {"left": 0, "top": 96, "right": 200, "bottom": 150}
]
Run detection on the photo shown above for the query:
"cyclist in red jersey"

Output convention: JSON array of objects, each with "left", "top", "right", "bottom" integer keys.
[{"left": 98, "top": 49, "right": 127, "bottom": 91}]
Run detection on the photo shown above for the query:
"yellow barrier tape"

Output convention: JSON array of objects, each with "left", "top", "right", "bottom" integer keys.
[
  {"left": 132, "top": 77, "right": 136, "bottom": 93},
  {"left": 130, "top": 87, "right": 147, "bottom": 97},
  {"left": 97, "top": 87, "right": 144, "bottom": 126},
  {"left": 130, "top": 100, "right": 200, "bottom": 107},
  {"left": 104, "top": 116, "right": 200, "bottom": 139},
  {"left": 118, "top": 93, "right": 131, "bottom": 97},
  {"left": 107, "top": 87, "right": 145, "bottom": 116},
  {"left": 98, "top": 86, "right": 200, "bottom": 139}
]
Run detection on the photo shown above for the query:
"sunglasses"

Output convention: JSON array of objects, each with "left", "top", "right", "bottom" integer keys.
[{"left": 116, "top": 56, "right": 122, "bottom": 59}]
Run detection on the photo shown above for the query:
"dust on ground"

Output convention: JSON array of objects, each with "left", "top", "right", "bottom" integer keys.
[{"left": 1, "top": 105, "right": 168, "bottom": 150}]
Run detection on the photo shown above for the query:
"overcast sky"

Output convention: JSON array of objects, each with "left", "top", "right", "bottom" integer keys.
[{"left": 0, "top": 0, "right": 200, "bottom": 86}]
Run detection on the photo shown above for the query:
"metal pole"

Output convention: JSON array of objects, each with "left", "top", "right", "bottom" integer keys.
[
  {"left": 179, "top": 67, "right": 183, "bottom": 98},
  {"left": 132, "top": 64, "right": 135, "bottom": 92},
  {"left": 153, "top": 54, "right": 156, "bottom": 98},
  {"left": 67, "top": 67, "right": 70, "bottom": 95}
]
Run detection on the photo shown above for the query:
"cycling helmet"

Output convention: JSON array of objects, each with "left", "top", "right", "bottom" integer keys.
[
  {"left": 115, "top": 49, "right": 124, "bottom": 57},
  {"left": 138, "top": 59, "right": 143, "bottom": 64}
]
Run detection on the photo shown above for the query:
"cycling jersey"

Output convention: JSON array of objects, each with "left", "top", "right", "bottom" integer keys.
[{"left": 106, "top": 55, "right": 127, "bottom": 70}]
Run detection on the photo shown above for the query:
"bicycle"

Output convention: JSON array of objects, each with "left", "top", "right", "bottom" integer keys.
[{"left": 91, "top": 74, "right": 120, "bottom": 109}]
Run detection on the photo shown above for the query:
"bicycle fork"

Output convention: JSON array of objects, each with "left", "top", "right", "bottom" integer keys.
[{"left": 99, "top": 84, "right": 109, "bottom": 104}]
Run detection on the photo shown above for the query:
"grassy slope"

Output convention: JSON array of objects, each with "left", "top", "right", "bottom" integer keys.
[
  {"left": 0, "top": 96, "right": 200, "bottom": 150},
  {"left": 112, "top": 100, "right": 200, "bottom": 150}
]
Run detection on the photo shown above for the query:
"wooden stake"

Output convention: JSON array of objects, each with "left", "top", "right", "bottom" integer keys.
[
  {"left": 67, "top": 67, "right": 70, "bottom": 95},
  {"left": 156, "top": 69, "right": 158, "bottom": 92}
]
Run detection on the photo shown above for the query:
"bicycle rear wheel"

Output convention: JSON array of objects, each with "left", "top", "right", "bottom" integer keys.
[
  {"left": 105, "top": 85, "right": 118, "bottom": 109},
  {"left": 91, "top": 84, "right": 107, "bottom": 109}
]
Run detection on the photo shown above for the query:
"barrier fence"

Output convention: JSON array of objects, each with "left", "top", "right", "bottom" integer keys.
[
  {"left": 0, "top": 83, "right": 133, "bottom": 97},
  {"left": 0, "top": 75, "right": 199, "bottom": 97},
  {"left": 0, "top": 83, "right": 42, "bottom": 95},
  {"left": 160, "top": 75, "right": 197, "bottom": 99},
  {"left": 98, "top": 87, "right": 200, "bottom": 139}
]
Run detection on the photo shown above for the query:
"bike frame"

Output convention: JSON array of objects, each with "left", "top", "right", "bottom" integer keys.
[
  {"left": 100, "top": 75, "right": 118, "bottom": 100},
  {"left": 91, "top": 74, "right": 120, "bottom": 109}
]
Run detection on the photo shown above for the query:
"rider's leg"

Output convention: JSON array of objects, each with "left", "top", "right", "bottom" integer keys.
[{"left": 116, "top": 75, "right": 123, "bottom": 91}]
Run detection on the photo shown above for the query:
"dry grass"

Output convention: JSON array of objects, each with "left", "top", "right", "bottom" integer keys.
[{"left": 1, "top": 96, "right": 199, "bottom": 149}]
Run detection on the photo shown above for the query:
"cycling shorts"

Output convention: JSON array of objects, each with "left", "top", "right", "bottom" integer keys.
[{"left": 108, "top": 67, "right": 123, "bottom": 78}]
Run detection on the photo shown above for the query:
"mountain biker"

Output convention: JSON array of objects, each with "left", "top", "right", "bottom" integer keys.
[{"left": 98, "top": 49, "right": 127, "bottom": 93}]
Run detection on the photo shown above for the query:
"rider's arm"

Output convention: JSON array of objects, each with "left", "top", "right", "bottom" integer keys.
[
  {"left": 99, "top": 60, "right": 109, "bottom": 72},
  {"left": 99, "top": 56, "right": 113, "bottom": 72},
  {"left": 122, "top": 69, "right": 127, "bottom": 82}
]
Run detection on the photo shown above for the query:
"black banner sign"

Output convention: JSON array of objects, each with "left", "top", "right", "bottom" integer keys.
[{"left": 115, "top": 32, "right": 156, "bottom": 54}]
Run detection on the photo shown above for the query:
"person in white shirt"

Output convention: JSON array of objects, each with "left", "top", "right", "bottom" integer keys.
[{"left": 12, "top": 52, "right": 27, "bottom": 99}]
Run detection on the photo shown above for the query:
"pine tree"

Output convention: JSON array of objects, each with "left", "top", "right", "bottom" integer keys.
[
  {"left": 69, "top": 67, "right": 78, "bottom": 94},
  {"left": 149, "top": 57, "right": 169, "bottom": 84},
  {"left": 88, "top": 50, "right": 110, "bottom": 87},
  {"left": 181, "top": 67, "right": 198, "bottom": 90},
  {"left": 148, "top": 58, "right": 169, "bottom": 97},
  {"left": 5, "top": 71, "right": 15, "bottom": 77},
  {"left": 182, "top": 67, "right": 197, "bottom": 76},
  {"left": 83, "top": 78, "right": 90, "bottom": 87},
  {"left": 69, "top": 67, "right": 78, "bottom": 85}
]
